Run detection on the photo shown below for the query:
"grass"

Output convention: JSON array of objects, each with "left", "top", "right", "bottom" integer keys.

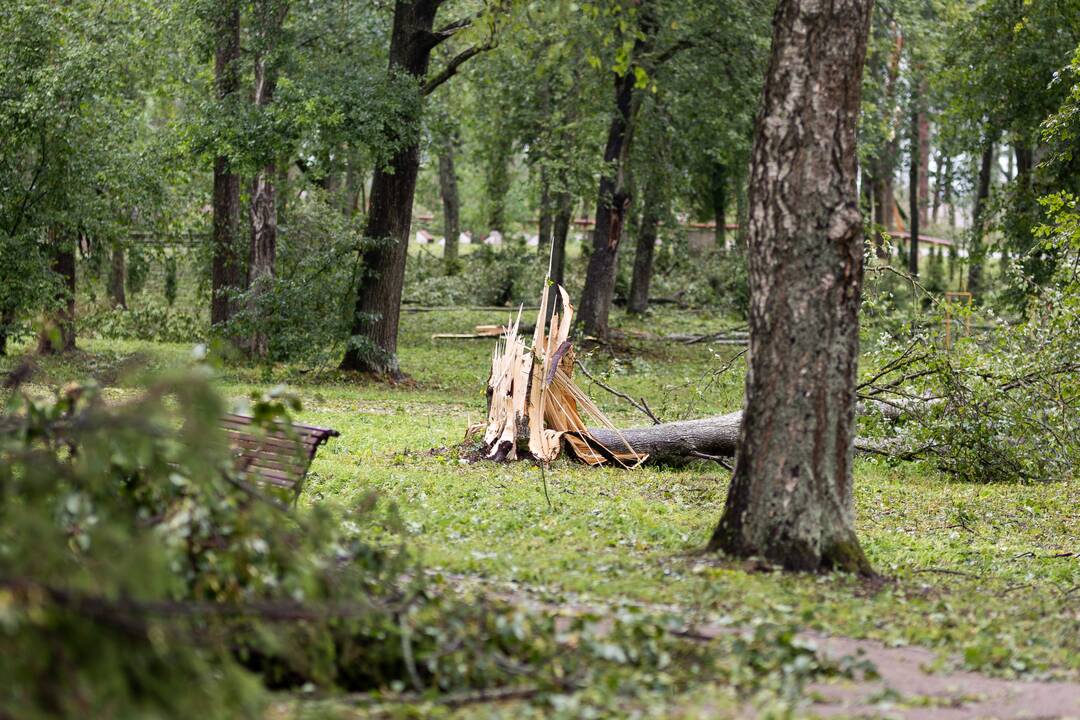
[{"left": 4, "top": 304, "right": 1078, "bottom": 715}]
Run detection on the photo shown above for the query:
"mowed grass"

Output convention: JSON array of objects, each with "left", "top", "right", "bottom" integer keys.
[{"left": 4, "top": 305, "right": 1078, "bottom": 684}]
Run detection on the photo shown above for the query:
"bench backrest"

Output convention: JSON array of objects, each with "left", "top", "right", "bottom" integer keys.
[{"left": 220, "top": 413, "right": 339, "bottom": 492}]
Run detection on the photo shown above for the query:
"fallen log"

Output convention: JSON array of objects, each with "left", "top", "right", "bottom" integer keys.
[
  {"left": 587, "top": 399, "right": 911, "bottom": 464},
  {"left": 588, "top": 412, "right": 742, "bottom": 463}
]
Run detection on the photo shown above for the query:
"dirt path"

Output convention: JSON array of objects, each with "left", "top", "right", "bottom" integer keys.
[{"left": 441, "top": 572, "right": 1080, "bottom": 719}]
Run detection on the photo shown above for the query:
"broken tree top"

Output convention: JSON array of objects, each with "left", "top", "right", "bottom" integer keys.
[{"left": 470, "top": 283, "right": 645, "bottom": 468}]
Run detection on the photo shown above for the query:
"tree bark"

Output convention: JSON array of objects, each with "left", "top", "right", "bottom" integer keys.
[
  {"left": 210, "top": 0, "right": 243, "bottom": 328},
  {"left": 589, "top": 399, "right": 906, "bottom": 464},
  {"left": 545, "top": 191, "right": 573, "bottom": 321},
  {"left": 108, "top": 244, "right": 126, "bottom": 309},
  {"left": 340, "top": 0, "right": 442, "bottom": 377},
  {"left": 917, "top": 85, "right": 930, "bottom": 227},
  {"left": 538, "top": 164, "right": 553, "bottom": 255},
  {"left": 966, "top": 140, "right": 995, "bottom": 299},
  {"left": 38, "top": 228, "right": 76, "bottom": 355},
  {"left": 247, "top": 1, "right": 287, "bottom": 358},
  {"left": 908, "top": 89, "right": 920, "bottom": 278},
  {"left": 708, "top": 0, "right": 875, "bottom": 575},
  {"left": 0, "top": 307, "right": 13, "bottom": 357},
  {"left": 577, "top": 60, "right": 642, "bottom": 339},
  {"left": 628, "top": 180, "right": 663, "bottom": 315},
  {"left": 439, "top": 140, "right": 461, "bottom": 274}
]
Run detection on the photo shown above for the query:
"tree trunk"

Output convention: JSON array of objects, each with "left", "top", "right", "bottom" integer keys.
[
  {"left": 439, "top": 141, "right": 461, "bottom": 274},
  {"left": 628, "top": 180, "right": 662, "bottom": 315},
  {"left": 247, "top": 2, "right": 286, "bottom": 358},
  {"left": 38, "top": 228, "right": 76, "bottom": 355},
  {"left": 708, "top": 0, "right": 874, "bottom": 575},
  {"left": 917, "top": 86, "right": 930, "bottom": 227},
  {"left": 108, "top": 244, "right": 126, "bottom": 309},
  {"left": 879, "top": 26, "right": 903, "bottom": 232},
  {"left": 713, "top": 162, "right": 728, "bottom": 249},
  {"left": 485, "top": 138, "right": 511, "bottom": 234},
  {"left": 908, "top": 90, "right": 920, "bottom": 278},
  {"left": 538, "top": 164, "right": 553, "bottom": 255},
  {"left": 966, "top": 140, "right": 995, "bottom": 299},
  {"left": 340, "top": 0, "right": 441, "bottom": 377},
  {"left": 0, "top": 307, "right": 13, "bottom": 357},
  {"left": 545, "top": 191, "right": 573, "bottom": 321},
  {"left": 944, "top": 155, "right": 955, "bottom": 228},
  {"left": 210, "top": 0, "right": 243, "bottom": 327},
  {"left": 577, "top": 67, "right": 639, "bottom": 340}
]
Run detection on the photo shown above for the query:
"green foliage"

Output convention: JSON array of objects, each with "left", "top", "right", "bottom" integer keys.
[
  {"left": 225, "top": 194, "right": 362, "bottom": 364},
  {"left": 405, "top": 242, "right": 548, "bottom": 308},
  {"left": 82, "top": 301, "right": 204, "bottom": 344}
]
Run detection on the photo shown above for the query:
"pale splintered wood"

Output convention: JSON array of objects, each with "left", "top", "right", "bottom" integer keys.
[{"left": 475, "top": 283, "right": 643, "bottom": 467}]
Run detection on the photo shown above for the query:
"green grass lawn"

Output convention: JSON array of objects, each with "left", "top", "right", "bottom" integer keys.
[{"left": 4, "top": 305, "right": 1078, "bottom": 714}]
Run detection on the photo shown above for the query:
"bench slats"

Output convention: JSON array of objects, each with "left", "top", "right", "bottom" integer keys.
[{"left": 221, "top": 413, "right": 339, "bottom": 496}]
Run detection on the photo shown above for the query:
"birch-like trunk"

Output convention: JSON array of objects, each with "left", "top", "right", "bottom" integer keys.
[{"left": 709, "top": 0, "right": 875, "bottom": 575}]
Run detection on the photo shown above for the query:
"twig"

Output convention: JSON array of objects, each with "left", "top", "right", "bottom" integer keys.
[
  {"left": 540, "top": 464, "right": 553, "bottom": 512},
  {"left": 575, "top": 360, "right": 662, "bottom": 425},
  {"left": 689, "top": 450, "right": 733, "bottom": 471}
]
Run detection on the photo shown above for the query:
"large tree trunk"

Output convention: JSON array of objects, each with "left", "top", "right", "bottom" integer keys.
[
  {"left": 577, "top": 68, "right": 639, "bottom": 340},
  {"left": 247, "top": 3, "right": 286, "bottom": 358},
  {"left": 908, "top": 88, "right": 920, "bottom": 278},
  {"left": 108, "top": 244, "right": 126, "bottom": 309},
  {"left": 708, "top": 0, "right": 874, "bottom": 575},
  {"left": 439, "top": 140, "right": 461, "bottom": 275},
  {"left": 340, "top": 0, "right": 441, "bottom": 377},
  {"left": 210, "top": 0, "right": 243, "bottom": 328},
  {"left": 38, "top": 228, "right": 76, "bottom": 355},
  {"left": 966, "top": 140, "right": 995, "bottom": 299},
  {"left": 627, "top": 180, "right": 662, "bottom": 315}
]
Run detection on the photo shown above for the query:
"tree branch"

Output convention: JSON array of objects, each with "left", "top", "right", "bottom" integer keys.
[{"left": 422, "top": 41, "right": 495, "bottom": 96}]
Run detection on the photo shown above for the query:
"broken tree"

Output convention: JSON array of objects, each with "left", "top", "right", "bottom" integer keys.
[{"left": 474, "top": 284, "right": 644, "bottom": 468}]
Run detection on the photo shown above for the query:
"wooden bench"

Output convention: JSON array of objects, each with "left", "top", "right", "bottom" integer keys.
[{"left": 220, "top": 413, "right": 340, "bottom": 496}]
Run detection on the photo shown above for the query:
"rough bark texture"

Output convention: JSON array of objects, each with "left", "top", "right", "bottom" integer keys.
[
  {"left": 340, "top": 0, "right": 440, "bottom": 376},
  {"left": 38, "top": 229, "right": 76, "bottom": 355},
  {"left": 546, "top": 192, "right": 573, "bottom": 321},
  {"left": 210, "top": 0, "right": 243, "bottom": 327},
  {"left": 908, "top": 92, "right": 920, "bottom": 277},
  {"left": 592, "top": 413, "right": 744, "bottom": 463},
  {"left": 917, "top": 84, "right": 930, "bottom": 227},
  {"left": 966, "top": 141, "right": 994, "bottom": 299},
  {"left": 108, "top": 245, "right": 126, "bottom": 309},
  {"left": 439, "top": 142, "right": 461, "bottom": 274},
  {"left": 577, "top": 67, "right": 639, "bottom": 339},
  {"left": 247, "top": 3, "right": 286, "bottom": 358},
  {"left": 708, "top": 0, "right": 875, "bottom": 575},
  {"left": 628, "top": 180, "right": 662, "bottom": 315},
  {"left": 589, "top": 405, "right": 901, "bottom": 464}
]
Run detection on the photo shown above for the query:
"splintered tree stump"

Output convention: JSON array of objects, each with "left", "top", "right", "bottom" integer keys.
[
  {"left": 474, "top": 284, "right": 644, "bottom": 467},
  {"left": 471, "top": 285, "right": 915, "bottom": 468}
]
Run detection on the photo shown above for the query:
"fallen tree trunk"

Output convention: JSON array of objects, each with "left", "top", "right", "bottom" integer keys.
[
  {"left": 588, "top": 412, "right": 742, "bottom": 462},
  {"left": 587, "top": 399, "right": 909, "bottom": 464}
]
